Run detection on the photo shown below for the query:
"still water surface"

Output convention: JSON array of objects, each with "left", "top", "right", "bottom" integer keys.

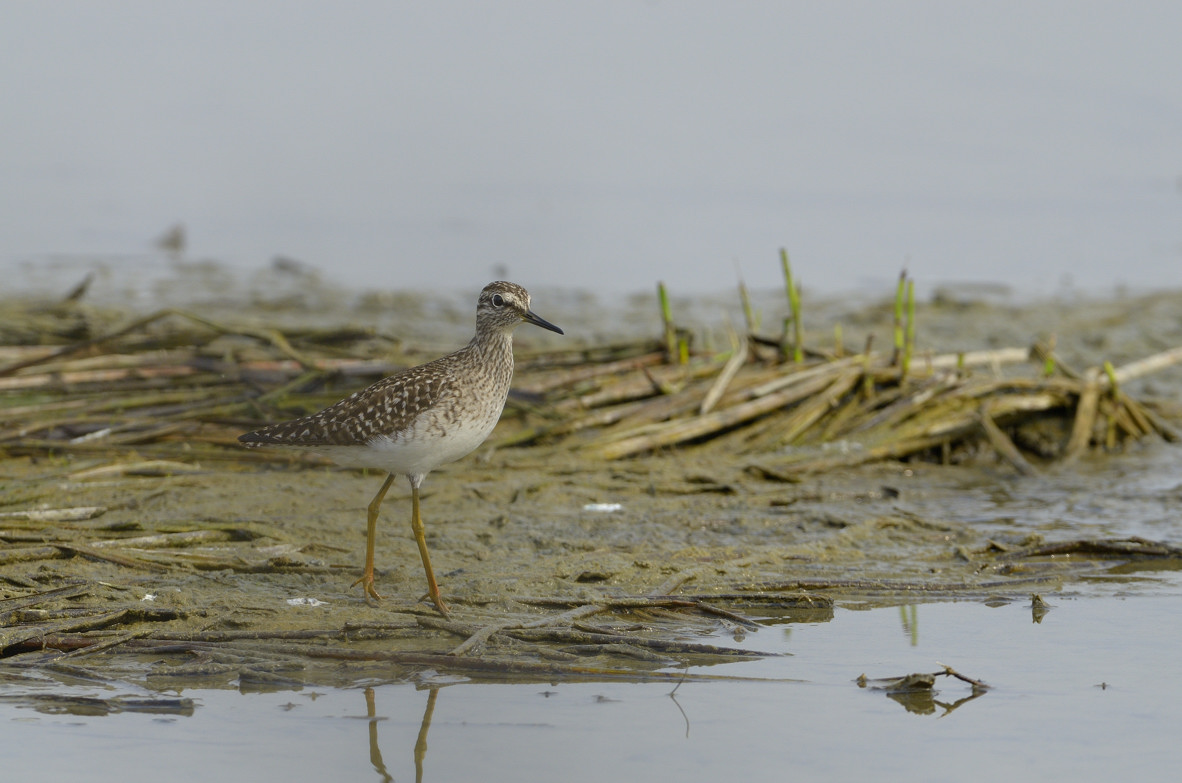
[{"left": 4, "top": 594, "right": 1181, "bottom": 781}]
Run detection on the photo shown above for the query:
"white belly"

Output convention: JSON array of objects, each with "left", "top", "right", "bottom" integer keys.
[{"left": 314, "top": 411, "right": 500, "bottom": 477}]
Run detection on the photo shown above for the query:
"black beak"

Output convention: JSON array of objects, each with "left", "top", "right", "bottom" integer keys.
[{"left": 523, "top": 309, "right": 564, "bottom": 335}]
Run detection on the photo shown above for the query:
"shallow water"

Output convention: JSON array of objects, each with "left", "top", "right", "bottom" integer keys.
[{"left": 4, "top": 594, "right": 1181, "bottom": 782}]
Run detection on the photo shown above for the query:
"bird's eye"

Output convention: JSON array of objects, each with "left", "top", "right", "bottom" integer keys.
[{"left": 491, "top": 294, "right": 505, "bottom": 307}]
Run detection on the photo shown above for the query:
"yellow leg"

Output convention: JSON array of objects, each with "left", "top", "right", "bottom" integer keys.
[
  {"left": 351, "top": 473, "right": 395, "bottom": 604},
  {"left": 410, "top": 482, "right": 450, "bottom": 616}
]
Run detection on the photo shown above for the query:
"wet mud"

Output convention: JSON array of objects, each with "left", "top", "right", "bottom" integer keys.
[{"left": 3, "top": 280, "right": 1182, "bottom": 688}]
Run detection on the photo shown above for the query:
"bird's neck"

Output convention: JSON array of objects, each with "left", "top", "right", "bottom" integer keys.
[{"left": 461, "top": 324, "right": 514, "bottom": 366}]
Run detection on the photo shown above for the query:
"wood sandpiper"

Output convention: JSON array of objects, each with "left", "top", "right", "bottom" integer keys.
[{"left": 239, "top": 281, "right": 563, "bottom": 615}]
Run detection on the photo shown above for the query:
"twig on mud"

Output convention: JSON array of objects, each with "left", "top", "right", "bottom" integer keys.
[
  {"left": 978, "top": 402, "right": 1038, "bottom": 475},
  {"left": 649, "top": 570, "right": 701, "bottom": 596},
  {"left": 0, "top": 545, "right": 69, "bottom": 567},
  {"left": 440, "top": 603, "right": 609, "bottom": 657},
  {"left": 57, "top": 630, "right": 153, "bottom": 659},
  {"left": 997, "top": 536, "right": 1182, "bottom": 560},
  {"left": 1, "top": 607, "right": 183, "bottom": 654},
  {"left": 0, "top": 506, "right": 108, "bottom": 522},
  {"left": 699, "top": 330, "right": 748, "bottom": 415},
  {"left": 54, "top": 543, "right": 172, "bottom": 572},
  {"left": 90, "top": 529, "right": 240, "bottom": 549},
  {"left": 0, "top": 584, "right": 92, "bottom": 614},
  {"left": 0, "top": 308, "right": 318, "bottom": 377},
  {"left": 423, "top": 616, "right": 515, "bottom": 657}
]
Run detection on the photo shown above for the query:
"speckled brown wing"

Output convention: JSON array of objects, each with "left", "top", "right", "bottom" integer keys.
[{"left": 239, "top": 360, "right": 459, "bottom": 447}]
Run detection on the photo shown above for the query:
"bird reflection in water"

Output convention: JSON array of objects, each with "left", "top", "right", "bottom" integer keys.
[{"left": 364, "top": 686, "right": 439, "bottom": 783}]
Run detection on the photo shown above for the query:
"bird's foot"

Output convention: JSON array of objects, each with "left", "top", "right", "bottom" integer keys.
[
  {"left": 425, "top": 589, "right": 451, "bottom": 618},
  {"left": 351, "top": 572, "right": 383, "bottom": 605}
]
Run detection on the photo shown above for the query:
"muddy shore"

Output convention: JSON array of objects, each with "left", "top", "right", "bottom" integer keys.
[{"left": 3, "top": 283, "right": 1181, "bottom": 686}]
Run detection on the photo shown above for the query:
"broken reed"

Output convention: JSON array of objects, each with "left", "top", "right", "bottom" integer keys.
[
  {"left": 559, "top": 263, "right": 1178, "bottom": 468},
  {"left": 571, "top": 338, "right": 1180, "bottom": 466},
  {"left": 2, "top": 270, "right": 1180, "bottom": 476}
]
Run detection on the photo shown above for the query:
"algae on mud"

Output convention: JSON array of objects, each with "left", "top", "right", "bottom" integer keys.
[{"left": 2, "top": 281, "right": 1182, "bottom": 686}]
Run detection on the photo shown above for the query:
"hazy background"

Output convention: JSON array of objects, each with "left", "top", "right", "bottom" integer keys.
[{"left": 2, "top": 1, "right": 1179, "bottom": 300}]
